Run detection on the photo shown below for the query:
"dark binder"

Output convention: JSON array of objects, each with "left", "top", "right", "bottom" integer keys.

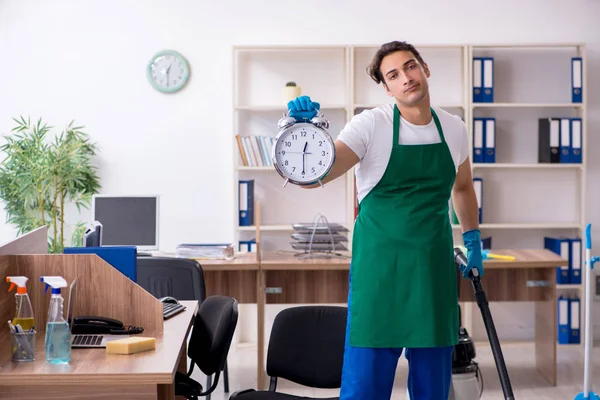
[{"left": 538, "top": 118, "right": 560, "bottom": 163}]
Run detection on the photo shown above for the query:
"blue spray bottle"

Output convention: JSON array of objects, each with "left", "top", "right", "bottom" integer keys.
[{"left": 40, "top": 276, "right": 71, "bottom": 364}]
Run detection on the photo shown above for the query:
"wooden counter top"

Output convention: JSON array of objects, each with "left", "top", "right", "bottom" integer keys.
[
  {"left": 0, "top": 300, "right": 198, "bottom": 386},
  {"left": 151, "top": 251, "right": 259, "bottom": 271},
  {"left": 259, "top": 249, "right": 567, "bottom": 270}
]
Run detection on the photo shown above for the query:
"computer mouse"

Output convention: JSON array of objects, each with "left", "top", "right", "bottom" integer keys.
[{"left": 159, "top": 296, "right": 180, "bottom": 304}]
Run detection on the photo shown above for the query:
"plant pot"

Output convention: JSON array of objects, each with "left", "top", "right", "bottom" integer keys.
[{"left": 283, "top": 86, "right": 302, "bottom": 103}]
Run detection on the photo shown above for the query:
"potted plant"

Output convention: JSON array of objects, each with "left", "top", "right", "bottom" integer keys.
[
  {"left": 0, "top": 116, "right": 101, "bottom": 253},
  {"left": 283, "top": 81, "right": 302, "bottom": 103}
]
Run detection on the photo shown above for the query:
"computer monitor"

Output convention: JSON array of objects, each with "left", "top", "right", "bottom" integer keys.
[{"left": 92, "top": 195, "right": 159, "bottom": 251}]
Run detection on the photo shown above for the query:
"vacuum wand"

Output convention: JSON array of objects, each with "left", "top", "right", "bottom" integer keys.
[{"left": 454, "top": 247, "right": 515, "bottom": 400}]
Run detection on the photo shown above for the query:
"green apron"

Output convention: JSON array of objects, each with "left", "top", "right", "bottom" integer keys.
[{"left": 349, "top": 105, "right": 459, "bottom": 349}]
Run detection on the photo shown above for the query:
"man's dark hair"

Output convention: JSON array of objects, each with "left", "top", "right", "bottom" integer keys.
[{"left": 367, "top": 41, "right": 426, "bottom": 85}]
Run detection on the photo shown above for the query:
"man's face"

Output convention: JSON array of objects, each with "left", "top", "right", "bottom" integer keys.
[{"left": 380, "top": 50, "right": 430, "bottom": 107}]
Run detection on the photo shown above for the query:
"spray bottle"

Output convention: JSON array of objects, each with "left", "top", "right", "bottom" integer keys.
[
  {"left": 6, "top": 276, "right": 35, "bottom": 331},
  {"left": 40, "top": 276, "right": 71, "bottom": 364}
]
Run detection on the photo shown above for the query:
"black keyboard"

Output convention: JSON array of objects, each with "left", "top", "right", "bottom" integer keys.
[{"left": 163, "top": 302, "right": 186, "bottom": 320}]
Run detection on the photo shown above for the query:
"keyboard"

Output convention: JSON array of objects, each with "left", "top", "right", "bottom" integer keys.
[
  {"left": 163, "top": 302, "right": 186, "bottom": 320},
  {"left": 72, "top": 334, "right": 103, "bottom": 347}
]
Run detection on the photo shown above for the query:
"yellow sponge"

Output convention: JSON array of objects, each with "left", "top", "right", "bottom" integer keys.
[{"left": 106, "top": 337, "right": 156, "bottom": 355}]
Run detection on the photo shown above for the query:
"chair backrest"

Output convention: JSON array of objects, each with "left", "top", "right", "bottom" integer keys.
[
  {"left": 188, "top": 295, "right": 239, "bottom": 375},
  {"left": 136, "top": 256, "right": 206, "bottom": 301},
  {"left": 266, "top": 305, "right": 347, "bottom": 389}
]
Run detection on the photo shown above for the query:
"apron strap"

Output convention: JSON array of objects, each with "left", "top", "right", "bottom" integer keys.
[{"left": 393, "top": 105, "right": 446, "bottom": 145}]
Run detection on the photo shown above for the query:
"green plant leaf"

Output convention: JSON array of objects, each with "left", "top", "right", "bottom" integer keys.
[{"left": 0, "top": 117, "right": 102, "bottom": 253}]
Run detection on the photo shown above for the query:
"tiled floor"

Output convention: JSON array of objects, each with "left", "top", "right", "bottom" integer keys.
[{"left": 195, "top": 341, "right": 599, "bottom": 400}]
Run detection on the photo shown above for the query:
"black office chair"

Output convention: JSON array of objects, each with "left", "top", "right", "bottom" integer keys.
[
  {"left": 229, "top": 305, "right": 347, "bottom": 400},
  {"left": 137, "top": 256, "right": 206, "bottom": 300},
  {"left": 177, "top": 295, "right": 239, "bottom": 399},
  {"left": 136, "top": 256, "right": 230, "bottom": 398}
]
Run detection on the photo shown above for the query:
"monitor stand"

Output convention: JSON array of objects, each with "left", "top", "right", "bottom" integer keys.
[{"left": 137, "top": 251, "right": 153, "bottom": 257}]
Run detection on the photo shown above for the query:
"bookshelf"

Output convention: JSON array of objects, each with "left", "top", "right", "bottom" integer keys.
[
  {"left": 232, "top": 42, "right": 588, "bottom": 345},
  {"left": 466, "top": 43, "right": 588, "bottom": 348}
]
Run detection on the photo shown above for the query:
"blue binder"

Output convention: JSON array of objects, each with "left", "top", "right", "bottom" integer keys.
[
  {"left": 481, "top": 236, "right": 492, "bottom": 250},
  {"left": 571, "top": 57, "right": 582, "bottom": 103},
  {"left": 239, "top": 179, "right": 255, "bottom": 226},
  {"left": 482, "top": 57, "right": 494, "bottom": 102},
  {"left": 570, "top": 118, "right": 582, "bottom": 163},
  {"left": 560, "top": 118, "right": 571, "bottom": 163},
  {"left": 473, "top": 58, "right": 483, "bottom": 102},
  {"left": 544, "top": 237, "right": 570, "bottom": 284},
  {"left": 484, "top": 118, "right": 496, "bottom": 163},
  {"left": 569, "top": 238, "right": 582, "bottom": 284},
  {"left": 473, "top": 118, "right": 484, "bottom": 162},
  {"left": 569, "top": 297, "right": 581, "bottom": 344},
  {"left": 63, "top": 246, "right": 137, "bottom": 282},
  {"left": 473, "top": 178, "right": 483, "bottom": 223},
  {"left": 557, "top": 296, "right": 570, "bottom": 344}
]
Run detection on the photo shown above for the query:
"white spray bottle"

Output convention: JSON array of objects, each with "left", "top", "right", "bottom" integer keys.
[{"left": 40, "top": 276, "right": 71, "bottom": 364}]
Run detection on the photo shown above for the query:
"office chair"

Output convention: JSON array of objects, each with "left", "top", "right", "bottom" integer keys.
[
  {"left": 177, "top": 295, "right": 239, "bottom": 399},
  {"left": 136, "top": 256, "right": 206, "bottom": 300},
  {"left": 229, "top": 305, "right": 347, "bottom": 400},
  {"left": 136, "top": 256, "right": 230, "bottom": 398}
]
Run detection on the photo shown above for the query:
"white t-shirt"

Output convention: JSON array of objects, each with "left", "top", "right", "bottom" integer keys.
[{"left": 338, "top": 104, "right": 469, "bottom": 203}]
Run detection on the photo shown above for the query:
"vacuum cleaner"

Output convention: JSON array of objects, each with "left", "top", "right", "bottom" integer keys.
[
  {"left": 574, "top": 224, "right": 599, "bottom": 400},
  {"left": 450, "top": 247, "right": 515, "bottom": 400}
]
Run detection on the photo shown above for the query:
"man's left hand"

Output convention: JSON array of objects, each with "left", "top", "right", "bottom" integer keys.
[{"left": 460, "top": 229, "right": 484, "bottom": 278}]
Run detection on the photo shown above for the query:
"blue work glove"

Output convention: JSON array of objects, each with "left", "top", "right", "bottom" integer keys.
[
  {"left": 288, "top": 95, "right": 320, "bottom": 120},
  {"left": 460, "top": 229, "right": 484, "bottom": 278}
]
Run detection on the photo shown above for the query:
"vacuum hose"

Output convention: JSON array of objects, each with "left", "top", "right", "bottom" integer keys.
[{"left": 454, "top": 248, "right": 515, "bottom": 400}]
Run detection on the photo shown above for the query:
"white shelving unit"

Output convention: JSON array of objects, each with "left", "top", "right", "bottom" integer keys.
[
  {"left": 232, "top": 42, "right": 588, "bottom": 345},
  {"left": 465, "top": 43, "right": 588, "bottom": 348}
]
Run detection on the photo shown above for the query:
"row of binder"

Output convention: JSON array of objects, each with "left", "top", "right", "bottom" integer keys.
[
  {"left": 473, "top": 116, "right": 583, "bottom": 164},
  {"left": 538, "top": 117, "right": 583, "bottom": 163},
  {"left": 473, "top": 118, "right": 495, "bottom": 163},
  {"left": 236, "top": 134, "right": 274, "bottom": 167},
  {"left": 558, "top": 296, "right": 580, "bottom": 344},
  {"left": 473, "top": 57, "right": 583, "bottom": 103},
  {"left": 544, "top": 236, "right": 581, "bottom": 285},
  {"left": 239, "top": 179, "right": 255, "bottom": 226},
  {"left": 239, "top": 239, "right": 257, "bottom": 252}
]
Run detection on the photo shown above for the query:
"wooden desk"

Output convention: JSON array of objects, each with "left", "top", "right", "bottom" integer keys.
[
  {"left": 257, "top": 249, "right": 565, "bottom": 387},
  {"left": 0, "top": 300, "right": 198, "bottom": 400}
]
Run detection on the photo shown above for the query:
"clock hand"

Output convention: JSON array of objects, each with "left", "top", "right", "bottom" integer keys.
[
  {"left": 302, "top": 142, "right": 308, "bottom": 175},
  {"left": 165, "top": 63, "right": 172, "bottom": 87},
  {"left": 302, "top": 142, "right": 308, "bottom": 174}
]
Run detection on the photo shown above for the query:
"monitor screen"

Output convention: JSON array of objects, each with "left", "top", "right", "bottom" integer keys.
[{"left": 92, "top": 196, "right": 159, "bottom": 250}]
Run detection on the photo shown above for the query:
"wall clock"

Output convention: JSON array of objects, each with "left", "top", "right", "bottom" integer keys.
[{"left": 147, "top": 50, "right": 190, "bottom": 93}]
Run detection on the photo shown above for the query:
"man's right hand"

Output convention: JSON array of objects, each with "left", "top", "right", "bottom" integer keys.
[{"left": 288, "top": 96, "right": 320, "bottom": 120}]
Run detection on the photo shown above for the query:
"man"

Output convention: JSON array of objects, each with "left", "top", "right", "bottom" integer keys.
[{"left": 287, "top": 40, "right": 483, "bottom": 399}]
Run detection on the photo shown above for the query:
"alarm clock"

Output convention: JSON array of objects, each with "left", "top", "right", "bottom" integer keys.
[{"left": 272, "top": 112, "right": 336, "bottom": 187}]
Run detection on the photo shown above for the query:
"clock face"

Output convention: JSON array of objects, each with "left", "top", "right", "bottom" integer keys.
[
  {"left": 147, "top": 50, "right": 190, "bottom": 93},
  {"left": 273, "top": 123, "right": 335, "bottom": 185}
]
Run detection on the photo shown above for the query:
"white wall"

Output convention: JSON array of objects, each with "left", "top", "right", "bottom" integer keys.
[{"left": 1, "top": 0, "right": 599, "bottom": 341}]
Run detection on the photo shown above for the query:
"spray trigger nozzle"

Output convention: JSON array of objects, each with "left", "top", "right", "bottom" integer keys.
[
  {"left": 6, "top": 276, "right": 29, "bottom": 294},
  {"left": 40, "top": 276, "right": 67, "bottom": 295}
]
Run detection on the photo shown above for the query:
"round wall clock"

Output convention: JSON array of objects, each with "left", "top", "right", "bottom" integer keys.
[{"left": 147, "top": 50, "right": 190, "bottom": 93}]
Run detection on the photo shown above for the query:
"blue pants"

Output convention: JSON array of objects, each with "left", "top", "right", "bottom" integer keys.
[{"left": 340, "top": 277, "right": 454, "bottom": 399}]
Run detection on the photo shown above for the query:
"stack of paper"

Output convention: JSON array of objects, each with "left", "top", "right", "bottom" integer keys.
[{"left": 175, "top": 244, "right": 234, "bottom": 260}]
